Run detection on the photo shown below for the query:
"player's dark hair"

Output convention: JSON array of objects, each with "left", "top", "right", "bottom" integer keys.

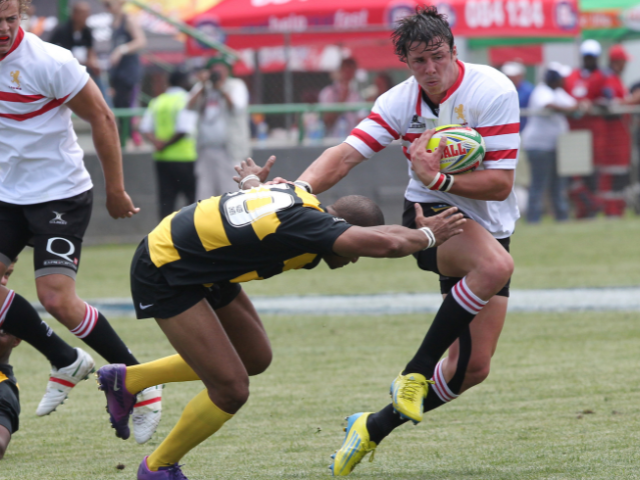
[
  {"left": 392, "top": 6, "right": 454, "bottom": 62},
  {"left": 330, "top": 195, "right": 385, "bottom": 227}
]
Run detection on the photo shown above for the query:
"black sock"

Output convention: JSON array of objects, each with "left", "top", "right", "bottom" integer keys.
[
  {"left": 73, "top": 305, "right": 139, "bottom": 366},
  {"left": 366, "top": 405, "right": 408, "bottom": 445},
  {"left": 1, "top": 292, "right": 77, "bottom": 369},
  {"left": 402, "top": 280, "right": 485, "bottom": 378}
]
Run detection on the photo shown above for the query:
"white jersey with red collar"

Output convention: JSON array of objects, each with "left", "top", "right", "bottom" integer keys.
[
  {"left": 0, "top": 28, "right": 91, "bottom": 205},
  {"left": 345, "top": 61, "right": 520, "bottom": 238}
]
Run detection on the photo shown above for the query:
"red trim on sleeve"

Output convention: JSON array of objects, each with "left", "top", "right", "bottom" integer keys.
[
  {"left": 0, "top": 91, "right": 46, "bottom": 103},
  {"left": 401, "top": 133, "right": 421, "bottom": 142},
  {"left": 440, "top": 60, "right": 466, "bottom": 104},
  {"left": 416, "top": 85, "right": 422, "bottom": 117},
  {"left": 368, "top": 112, "right": 399, "bottom": 140},
  {"left": 0, "top": 95, "right": 69, "bottom": 121},
  {"left": 475, "top": 123, "right": 520, "bottom": 136},
  {"left": 0, "top": 27, "right": 24, "bottom": 61},
  {"left": 484, "top": 149, "right": 518, "bottom": 161},
  {"left": 351, "top": 128, "right": 385, "bottom": 153}
]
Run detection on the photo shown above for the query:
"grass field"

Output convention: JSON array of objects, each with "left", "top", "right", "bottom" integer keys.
[{"left": 2, "top": 217, "right": 640, "bottom": 479}]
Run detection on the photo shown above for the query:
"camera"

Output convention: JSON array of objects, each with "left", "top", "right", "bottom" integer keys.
[{"left": 210, "top": 71, "right": 221, "bottom": 84}]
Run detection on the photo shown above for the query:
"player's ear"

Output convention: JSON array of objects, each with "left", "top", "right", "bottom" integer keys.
[
  {"left": 12, "top": 338, "right": 21, "bottom": 348},
  {"left": 451, "top": 45, "right": 457, "bottom": 59}
]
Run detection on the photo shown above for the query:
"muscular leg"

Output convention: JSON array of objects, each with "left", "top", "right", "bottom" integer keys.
[
  {"left": 368, "top": 221, "right": 512, "bottom": 443},
  {"left": 36, "top": 274, "right": 138, "bottom": 365},
  {"left": 144, "top": 299, "right": 249, "bottom": 470},
  {"left": 124, "top": 290, "right": 272, "bottom": 394}
]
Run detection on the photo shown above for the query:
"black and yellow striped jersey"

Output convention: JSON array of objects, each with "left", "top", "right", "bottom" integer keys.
[
  {"left": 0, "top": 364, "right": 20, "bottom": 434},
  {"left": 146, "top": 184, "right": 352, "bottom": 287}
]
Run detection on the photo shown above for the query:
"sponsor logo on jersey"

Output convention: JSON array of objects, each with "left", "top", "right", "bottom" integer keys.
[
  {"left": 332, "top": 217, "right": 346, "bottom": 223},
  {"left": 49, "top": 211, "right": 67, "bottom": 225},
  {"left": 410, "top": 115, "right": 426, "bottom": 129},
  {"left": 9, "top": 70, "right": 21, "bottom": 90},
  {"left": 455, "top": 104, "right": 466, "bottom": 124}
]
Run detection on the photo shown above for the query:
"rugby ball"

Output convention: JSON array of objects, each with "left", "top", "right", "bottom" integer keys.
[{"left": 426, "top": 124, "right": 485, "bottom": 175}]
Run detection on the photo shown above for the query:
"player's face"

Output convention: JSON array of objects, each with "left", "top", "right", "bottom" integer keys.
[
  {"left": 406, "top": 41, "right": 458, "bottom": 99},
  {"left": 610, "top": 59, "right": 626, "bottom": 76},
  {"left": 0, "top": 263, "right": 14, "bottom": 287},
  {"left": 0, "top": 0, "right": 21, "bottom": 55},
  {"left": 323, "top": 253, "right": 359, "bottom": 270}
]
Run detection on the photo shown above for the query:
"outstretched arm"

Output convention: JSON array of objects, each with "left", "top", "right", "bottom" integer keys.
[
  {"left": 297, "top": 143, "right": 366, "bottom": 194},
  {"left": 333, "top": 206, "right": 465, "bottom": 258},
  {"left": 67, "top": 79, "right": 139, "bottom": 219}
]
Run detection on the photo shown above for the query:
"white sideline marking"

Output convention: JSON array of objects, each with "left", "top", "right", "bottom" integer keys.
[{"left": 32, "top": 287, "right": 640, "bottom": 317}]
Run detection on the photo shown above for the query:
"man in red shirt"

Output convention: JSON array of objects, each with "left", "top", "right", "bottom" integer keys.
[
  {"left": 564, "top": 39, "right": 608, "bottom": 218},
  {"left": 599, "top": 44, "right": 632, "bottom": 216}
]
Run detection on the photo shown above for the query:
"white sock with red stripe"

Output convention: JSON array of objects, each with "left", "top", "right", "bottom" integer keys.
[
  {"left": 0, "top": 290, "right": 16, "bottom": 328},
  {"left": 431, "top": 359, "right": 459, "bottom": 403},
  {"left": 70, "top": 303, "right": 99, "bottom": 339},
  {"left": 450, "top": 276, "right": 488, "bottom": 315}
]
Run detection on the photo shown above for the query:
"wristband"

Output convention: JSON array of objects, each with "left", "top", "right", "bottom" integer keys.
[
  {"left": 426, "top": 172, "right": 454, "bottom": 192},
  {"left": 239, "top": 174, "right": 260, "bottom": 190},
  {"left": 294, "top": 180, "right": 313, "bottom": 194},
  {"left": 419, "top": 227, "right": 436, "bottom": 249}
]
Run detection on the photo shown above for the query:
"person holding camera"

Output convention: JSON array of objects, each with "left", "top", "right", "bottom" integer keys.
[{"left": 189, "top": 57, "right": 251, "bottom": 199}]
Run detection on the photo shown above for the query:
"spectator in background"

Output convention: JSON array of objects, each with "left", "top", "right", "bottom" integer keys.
[
  {"left": 189, "top": 57, "right": 251, "bottom": 199},
  {"left": 363, "top": 72, "right": 395, "bottom": 102},
  {"left": 140, "top": 70, "right": 198, "bottom": 220},
  {"left": 597, "top": 44, "right": 633, "bottom": 217},
  {"left": 501, "top": 61, "right": 533, "bottom": 131},
  {"left": 49, "top": 2, "right": 107, "bottom": 98},
  {"left": 564, "top": 39, "right": 608, "bottom": 218},
  {"left": 319, "top": 57, "right": 363, "bottom": 138},
  {"left": 522, "top": 63, "right": 581, "bottom": 223},
  {"left": 103, "top": 0, "right": 146, "bottom": 139}
]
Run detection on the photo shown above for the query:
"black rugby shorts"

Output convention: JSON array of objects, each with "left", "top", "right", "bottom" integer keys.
[
  {"left": 0, "top": 190, "right": 93, "bottom": 279},
  {"left": 130, "top": 239, "right": 242, "bottom": 319},
  {"left": 402, "top": 199, "right": 511, "bottom": 297}
]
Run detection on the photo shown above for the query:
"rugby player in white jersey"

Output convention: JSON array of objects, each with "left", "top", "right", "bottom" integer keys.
[
  {"left": 291, "top": 7, "right": 519, "bottom": 475},
  {"left": 0, "top": 0, "right": 161, "bottom": 443}
]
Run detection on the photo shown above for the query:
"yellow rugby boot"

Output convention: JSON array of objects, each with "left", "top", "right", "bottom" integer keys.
[
  {"left": 329, "top": 413, "right": 377, "bottom": 476},
  {"left": 390, "top": 372, "right": 432, "bottom": 424}
]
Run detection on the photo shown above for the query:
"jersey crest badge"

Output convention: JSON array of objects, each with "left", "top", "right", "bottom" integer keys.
[
  {"left": 454, "top": 104, "right": 466, "bottom": 124},
  {"left": 10, "top": 70, "right": 21, "bottom": 89}
]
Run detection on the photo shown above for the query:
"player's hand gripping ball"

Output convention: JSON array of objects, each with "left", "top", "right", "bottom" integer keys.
[{"left": 426, "top": 124, "right": 485, "bottom": 175}]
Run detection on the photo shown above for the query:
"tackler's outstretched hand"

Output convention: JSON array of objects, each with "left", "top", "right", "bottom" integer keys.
[
  {"left": 414, "top": 205, "right": 465, "bottom": 247},
  {"left": 233, "top": 156, "right": 276, "bottom": 184},
  {"left": 409, "top": 129, "right": 447, "bottom": 186}
]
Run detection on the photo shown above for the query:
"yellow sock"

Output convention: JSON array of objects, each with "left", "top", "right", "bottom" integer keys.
[
  {"left": 125, "top": 354, "right": 200, "bottom": 394},
  {"left": 147, "top": 390, "right": 233, "bottom": 470}
]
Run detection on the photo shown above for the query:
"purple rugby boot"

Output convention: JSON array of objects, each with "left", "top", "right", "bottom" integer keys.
[
  {"left": 97, "top": 364, "right": 136, "bottom": 440},
  {"left": 138, "top": 456, "right": 189, "bottom": 479}
]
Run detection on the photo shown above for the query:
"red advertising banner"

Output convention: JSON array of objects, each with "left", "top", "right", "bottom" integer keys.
[{"left": 186, "top": 0, "right": 579, "bottom": 56}]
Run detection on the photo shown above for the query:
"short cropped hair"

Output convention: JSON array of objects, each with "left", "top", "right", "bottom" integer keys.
[
  {"left": 392, "top": 6, "right": 454, "bottom": 62},
  {"left": 169, "top": 70, "right": 189, "bottom": 88},
  {"left": 0, "top": 0, "right": 31, "bottom": 14},
  {"left": 330, "top": 195, "right": 385, "bottom": 227}
]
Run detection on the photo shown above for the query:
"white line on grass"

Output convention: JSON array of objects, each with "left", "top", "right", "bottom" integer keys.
[{"left": 32, "top": 287, "right": 640, "bottom": 317}]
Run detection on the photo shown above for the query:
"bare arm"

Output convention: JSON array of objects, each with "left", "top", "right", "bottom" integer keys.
[
  {"left": 0, "top": 425, "right": 10, "bottom": 460},
  {"left": 332, "top": 206, "right": 465, "bottom": 258},
  {"left": 410, "top": 129, "right": 514, "bottom": 202},
  {"left": 67, "top": 79, "right": 140, "bottom": 218},
  {"left": 297, "top": 143, "right": 367, "bottom": 194}
]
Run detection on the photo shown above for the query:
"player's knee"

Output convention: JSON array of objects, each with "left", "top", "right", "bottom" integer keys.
[
  {"left": 209, "top": 377, "right": 250, "bottom": 414},
  {"left": 38, "top": 291, "right": 71, "bottom": 320},
  {"left": 246, "top": 349, "right": 272, "bottom": 376},
  {"left": 478, "top": 251, "right": 513, "bottom": 290}
]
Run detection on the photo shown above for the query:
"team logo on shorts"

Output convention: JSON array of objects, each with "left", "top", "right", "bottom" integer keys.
[
  {"left": 10, "top": 70, "right": 21, "bottom": 89},
  {"left": 49, "top": 211, "right": 67, "bottom": 225}
]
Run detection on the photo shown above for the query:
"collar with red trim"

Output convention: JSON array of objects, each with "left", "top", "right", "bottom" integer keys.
[
  {"left": 440, "top": 60, "right": 465, "bottom": 104},
  {"left": 0, "top": 27, "right": 24, "bottom": 62}
]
